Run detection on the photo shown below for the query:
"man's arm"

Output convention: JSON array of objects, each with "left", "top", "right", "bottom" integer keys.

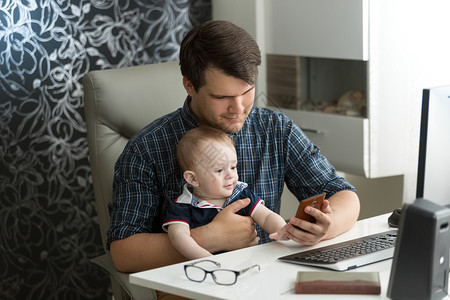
[
  {"left": 285, "top": 190, "right": 360, "bottom": 246},
  {"left": 110, "top": 232, "right": 185, "bottom": 272},
  {"left": 110, "top": 198, "right": 259, "bottom": 272}
]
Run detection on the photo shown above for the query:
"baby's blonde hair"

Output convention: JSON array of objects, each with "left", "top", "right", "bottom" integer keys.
[{"left": 177, "top": 127, "right": 235, "bottom": 172}]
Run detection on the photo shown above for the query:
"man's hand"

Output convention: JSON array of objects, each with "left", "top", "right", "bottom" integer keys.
[
  {"left": 285, "top": 199, "right": 332, "bottom": 245},
  {"left": 285, "top": 190, "right": 360, "bottom": 246},
  {"left": 193, "top": 198, "right": 259, "bottom": 253}
]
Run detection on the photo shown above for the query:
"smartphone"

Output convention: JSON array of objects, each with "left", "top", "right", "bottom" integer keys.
[{"left": 295, "top": 193, "right": 326, "bottom": 223}]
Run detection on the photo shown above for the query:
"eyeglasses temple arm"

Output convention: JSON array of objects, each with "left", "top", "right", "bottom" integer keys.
[
  {"left": 189, "top": 259, "right": 222, "bottom": 268},
  {"left": 238, "top": 264, "right": 260, "bottom": 275}
]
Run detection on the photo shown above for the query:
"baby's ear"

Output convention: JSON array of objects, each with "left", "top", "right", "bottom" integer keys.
[{"left": 183, "top": 171, "right": 199, "bottom": 187}]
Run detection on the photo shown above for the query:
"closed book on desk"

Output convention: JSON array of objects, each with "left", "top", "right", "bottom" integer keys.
[{"left": 295, "top": 271, "right": 381, "bottom": 294}]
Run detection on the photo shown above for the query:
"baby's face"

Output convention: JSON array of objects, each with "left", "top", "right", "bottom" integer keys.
[{"left": 193, "top": 142, "right": 238, "bottom": 200}]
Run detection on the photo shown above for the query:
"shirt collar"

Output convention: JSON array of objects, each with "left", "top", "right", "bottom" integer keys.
[
  {"left": 180, "top": 96, "right": 200, "bottom": 128},
  {"left": 175, "top": 184, "right": 221, "bottom": 208},
  {"left": 175, "top": 181, "right": 248, "bottom": 209}
]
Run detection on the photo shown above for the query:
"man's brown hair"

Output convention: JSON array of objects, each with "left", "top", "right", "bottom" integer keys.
[{"left": 179, "top": 20, "right": 261, "bottom": 92}]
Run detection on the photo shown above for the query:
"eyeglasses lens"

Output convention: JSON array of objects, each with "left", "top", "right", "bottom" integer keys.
[
  {"left": 185, "top": 266, "right": 206, "bottom": 282},
  {"left": 212, "top": 270, "right": 237, "bottom": 285}
]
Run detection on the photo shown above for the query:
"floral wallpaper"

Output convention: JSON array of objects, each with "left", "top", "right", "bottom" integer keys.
[{"left": 0, "top": 1, "right": 210, "bottom": 299}]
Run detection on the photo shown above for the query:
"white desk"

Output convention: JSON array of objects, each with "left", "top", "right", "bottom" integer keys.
[
  {"left": 129, "top": 214, "right": 447, "bottom": 299},
  {"left": 130, "top": 214, "right": 391, "bottom": 299}
]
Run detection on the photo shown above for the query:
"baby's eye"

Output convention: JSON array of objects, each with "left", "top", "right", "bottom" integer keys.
[
  {"left": 231, "top": 166, "right": 237, "bottom": 170},
  {"left": 215, "top": 169, "right": 223, "bottom": 173}
]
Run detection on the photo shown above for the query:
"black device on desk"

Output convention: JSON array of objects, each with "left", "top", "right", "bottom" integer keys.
[
  {"left": 388, "top": 208, "right": 402, "bottom": 227},
  {"left": 415, "top": 85, "right": 450, "bottom": 208},
  {"left": 388, "top": 198, "right": 450, "bottom": 300},
  {"left": 389, "top": 85, "right": 450, "bottom": 227},
  {"left": 387, "top": 86, "right": 450, "bottom": 300}
]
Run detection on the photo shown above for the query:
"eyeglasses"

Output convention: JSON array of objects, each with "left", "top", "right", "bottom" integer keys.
[{"left": 184, "top": 260, "right": 260, "bottom": 285}]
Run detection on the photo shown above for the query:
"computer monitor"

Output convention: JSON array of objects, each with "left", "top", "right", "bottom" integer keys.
[{"left": 416, "top": 85, "right": 450, "bottom": 208}]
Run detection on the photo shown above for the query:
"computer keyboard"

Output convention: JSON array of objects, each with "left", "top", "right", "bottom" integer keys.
[{"left": 278, "top": 230, "right": 398, "bottom": 271}]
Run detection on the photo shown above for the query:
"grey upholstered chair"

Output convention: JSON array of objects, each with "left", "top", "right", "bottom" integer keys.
[{"left": 83, "top": 61, "right": 186, "bottom": 300}]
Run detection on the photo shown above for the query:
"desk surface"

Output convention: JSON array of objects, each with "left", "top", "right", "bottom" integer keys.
[{"left": 129, "top": 214, "right": 444, "bottom": 299}]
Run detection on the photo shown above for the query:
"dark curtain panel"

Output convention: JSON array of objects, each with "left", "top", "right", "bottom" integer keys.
[{"left": 0, "top": 1, "right": 211, "bottom": 299}]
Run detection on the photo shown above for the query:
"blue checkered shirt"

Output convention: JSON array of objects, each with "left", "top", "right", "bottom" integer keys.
[{"left": 107, "top": 97, "right": 356, "bottom": 247}]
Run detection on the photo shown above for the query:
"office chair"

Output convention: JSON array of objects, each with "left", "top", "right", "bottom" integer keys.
[{"left": 83, "top": 61, "right": 186, "bottom": 300}]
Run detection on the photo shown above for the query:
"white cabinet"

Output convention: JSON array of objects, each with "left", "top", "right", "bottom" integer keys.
[
  {"left": 265, "top": 0, "right": 373, "bottom": 177},
  {"left": 265, "top": 0, "right": 369, "bottom": 60},
  {"left": 280, "top": 109, "right": 368, "bottom": 176},
  {"left": 264, "top": 0, "right": 450, "bottom": 181}
]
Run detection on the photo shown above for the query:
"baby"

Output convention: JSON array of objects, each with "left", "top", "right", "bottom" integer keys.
[{"left": 163, "top": 126, "right": 288, "bottom": 259}]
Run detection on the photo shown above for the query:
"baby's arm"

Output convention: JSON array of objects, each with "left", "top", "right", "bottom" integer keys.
[
  {"left": 252, "top": 205, "right": 289, "bottom": 240},
  {"left": 167, "top": 223, "right": 213, "bottom": 259}
]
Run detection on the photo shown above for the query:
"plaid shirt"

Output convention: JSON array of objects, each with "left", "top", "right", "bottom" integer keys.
[{"left": 108, "top": 97, "right": 356, "bottom": 247}]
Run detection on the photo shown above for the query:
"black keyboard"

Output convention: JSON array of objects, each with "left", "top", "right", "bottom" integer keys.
[{"left": 278, "top": 230, "right": 398, "bottom": 271}]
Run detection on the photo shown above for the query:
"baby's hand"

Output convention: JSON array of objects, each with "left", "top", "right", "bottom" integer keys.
[{"left": 269, "top": 225, "right": 289, "bottom": 241}]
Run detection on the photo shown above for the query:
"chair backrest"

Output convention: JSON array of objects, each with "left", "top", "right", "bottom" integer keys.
[{"left": 83, "top": 61, "right": 186, "bottom": 251}]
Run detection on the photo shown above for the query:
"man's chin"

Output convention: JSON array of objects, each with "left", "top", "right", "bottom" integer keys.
[
  {"left": 221, "top": 122, "right": 245, "bottom": 134},
  {"left": 208, "top": 122, "right": 243, "bottom": 134}
]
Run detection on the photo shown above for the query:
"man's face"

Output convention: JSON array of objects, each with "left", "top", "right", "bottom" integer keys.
[{"left": 184, "top": 67, "right": 255, "bottom": 134}]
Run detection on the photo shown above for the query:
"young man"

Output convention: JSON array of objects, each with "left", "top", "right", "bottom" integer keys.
[{"left": 108, "top": 20, "right": 360, "bottom": 273}]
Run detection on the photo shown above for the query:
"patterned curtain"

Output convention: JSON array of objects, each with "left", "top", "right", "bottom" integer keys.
[{"left": 0, "top": 1, "right": 210, "bottom": 299}]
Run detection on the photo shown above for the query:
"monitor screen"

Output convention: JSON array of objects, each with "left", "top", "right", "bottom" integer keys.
[{"left": 416, "top": 85, "right": 450, "bottom": 208}]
